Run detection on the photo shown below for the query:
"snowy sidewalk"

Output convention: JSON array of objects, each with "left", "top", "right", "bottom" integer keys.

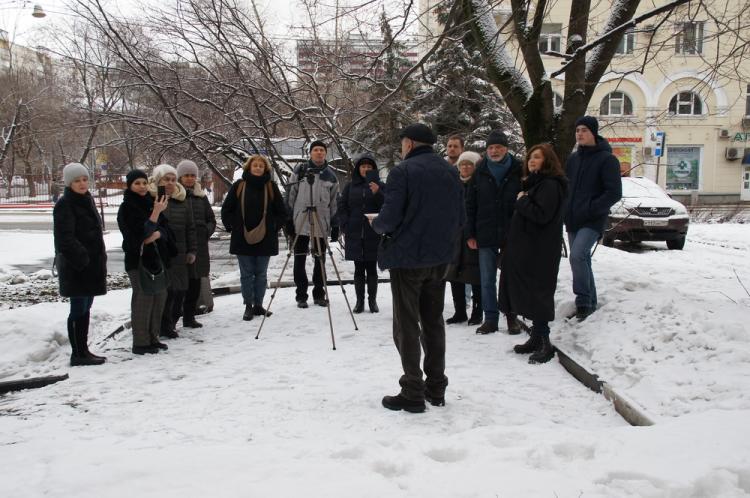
[{"left": 1, "top": 286, "right": 749, "bottom": 497}]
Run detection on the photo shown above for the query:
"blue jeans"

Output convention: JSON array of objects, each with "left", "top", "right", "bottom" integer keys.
[
  {"left": 69, "top": 296, "right": 94, "bottom": 320},
  {"left": 568, "top": 228, "right": 599, "bottom": 310},
  {"left": 237, "top": 255, "right": 271, "bottom": 306},
  {"left": 477, "top": 246, "right": 499, "bottom": 323}
]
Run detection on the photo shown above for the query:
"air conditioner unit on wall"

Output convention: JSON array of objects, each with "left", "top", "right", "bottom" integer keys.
[
  {"left": 643, "top": 146, "right": 653, "bottom": 156},
  {"left": 719, "top": 128, "right": 731, "bottom": 138},
  {"left": 726, "top": 147, "right": 740, "bottom": 160},
  {"left": 742, "top": 117, "right": 750, "bottom": 129}
]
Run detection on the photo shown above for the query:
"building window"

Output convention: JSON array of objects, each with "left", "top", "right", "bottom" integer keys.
[
  {"left": 538, "top": 24, "right": 562, "bottom": 54},
  {"left": 666, "top": 146, "right": 701, "bottom": 190},
  {"left": 675, "top": 21, "right": 704, "bottom": 55},
  {"left": 600, "top": 91, "right": 633, "bottom": 116},
  {"left": 615, "top": 29, "right": 635, "bottom": 55},
  {"left": 746, "top": 84, "right": 750, "bottom": 116},
  {"left": 668, "top": 91, "right": 703, "bottom": 116}
]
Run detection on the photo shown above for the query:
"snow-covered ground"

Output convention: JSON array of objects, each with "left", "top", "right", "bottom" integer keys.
[{"left": 0, "top": 223, "right": 749, "bottom": 497}]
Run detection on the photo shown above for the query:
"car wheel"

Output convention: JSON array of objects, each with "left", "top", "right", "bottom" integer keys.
[
  {"left": 666, "top": 236, "right": 686, "bottom": 250},
  {"left": 602, "top": 236, "right": 615, "bottom": 247}
]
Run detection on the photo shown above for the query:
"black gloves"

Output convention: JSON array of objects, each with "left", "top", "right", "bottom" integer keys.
[{"left": 330, "top": 226, "right": 340, "bottom": 242}]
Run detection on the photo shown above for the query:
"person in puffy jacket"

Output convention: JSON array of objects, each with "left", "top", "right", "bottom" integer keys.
[
  {"left": 564, "top": 116, "right": 622, "bottom": 321},
  {"left": 117, "top": 169, "right": 173, "bottom": 355},
  {"left": 335, "top": 153, "right": 385, "bottom": 313},
  {"left": 53, "top": 162, "right": 107, "bottom": 366},
  {"left": 221, "top": 155, "right": 287, "bottom": 321},
  {"left": 177, "top": 160, "right": 216, "bottom": 328}
]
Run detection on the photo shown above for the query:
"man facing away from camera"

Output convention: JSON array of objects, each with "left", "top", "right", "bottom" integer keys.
[{"left": 372, "top": 123, "right": 464, "bottom": 413}]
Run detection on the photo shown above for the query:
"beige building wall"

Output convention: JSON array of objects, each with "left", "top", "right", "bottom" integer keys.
[{"left": 419, "top": 0, "right": 750, "bottom": 201}]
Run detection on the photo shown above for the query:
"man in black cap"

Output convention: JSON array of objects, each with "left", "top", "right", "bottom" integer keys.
[
  {"left": 372, "top": 123, "right": 464, "bottom": 413},
  {"left": 286, "top": 140, "right": 339, "bottom": 308},
  {"left": 466, "top": 129, "right": 523, "bottom": 335},
  {"left": 564, "top": 116, "right": 621, "bottom": 321}
]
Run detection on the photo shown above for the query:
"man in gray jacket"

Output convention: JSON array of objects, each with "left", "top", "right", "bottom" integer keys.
[{"left": 286, "top": 140, "right": 339, "bottom": 308}]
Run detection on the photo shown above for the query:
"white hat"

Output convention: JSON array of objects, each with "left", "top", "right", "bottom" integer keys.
[
  {"left": 62, "top": 162, "right": 90, "bottom": 186},
  {"left": 150, "top": 164, "right": 178, "bottom": 185},
  {"left": 176, "top": 159, "right": 199, "bottom": 178},
  {"left": 457, "top": 151, "right": 482, "bottom": 166}
]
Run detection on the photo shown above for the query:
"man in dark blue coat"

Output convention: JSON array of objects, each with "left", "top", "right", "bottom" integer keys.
[
  {"left": 465, "top": 130, "right": 523, "bottom": 334},
  {"left": 564, "top": 116, "right": 622, "bottom": 321},
  {"left": 372, "top": 123, "right": 464, "bottom": 413}
]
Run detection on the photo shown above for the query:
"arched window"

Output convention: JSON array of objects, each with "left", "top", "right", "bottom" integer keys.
[
  {"left": 599, "top": 91, "right": 633, "bottom": 116},
  {"left": 669, "top": 91, "right": 703, "bottom": 115}
]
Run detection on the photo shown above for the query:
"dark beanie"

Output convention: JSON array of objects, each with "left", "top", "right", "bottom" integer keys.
[
  {"left": 486, "top": 130, "right": 509, "bottom": 148},
  {"left": 399, "top": 123, "right": 436, "bottom": 144},
  {"left": 575, "top": 115, "right": 599, "bottom": 136},
  {"left": 309, "top": 140, "right": 327, "bottom": 152},
  {"left": 126, "top": 169, "right": 148, "bottom": 189}
]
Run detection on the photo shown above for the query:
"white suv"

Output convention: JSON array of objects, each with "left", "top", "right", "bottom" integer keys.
[{"left": 604, "top": 177, "right": 690, "bottom": 250}]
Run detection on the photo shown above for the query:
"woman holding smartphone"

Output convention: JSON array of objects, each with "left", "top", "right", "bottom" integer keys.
[
  {"left": 53, "top": 162, "right": 107, "bottom": 366},
  {"left": 117, "top": 169, "right": 174, "bottom": 355},
  {"left": 335, "top": 153, "right": 385, "bottom": 313},
  {"left": 149, "top": 164, "right": 197, "bottom": 338}
]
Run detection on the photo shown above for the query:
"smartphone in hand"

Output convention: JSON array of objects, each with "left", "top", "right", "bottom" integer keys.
[
  {"left": 365, "top": 170, "right": 379, "bottom": 184},
  {"left": 157, "top": 185, "right": 166, "bottom": 199}
]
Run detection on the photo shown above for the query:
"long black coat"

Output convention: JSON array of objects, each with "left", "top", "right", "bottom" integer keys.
[
  {"left": 372, "top": 146, "right": 464, "bottom": 271},
  {"left": 336, "top": 157, "right": 385, "bottom": 262},
  {"left": 53, "top": 188, "right": 107, "bottom": 298},
  {"left": 466, "top": 154, "right": 523, "bottom": 248},
  {"left": 446, "top": 180, "right": 480, "bottom": 285},
  {"left": 117, "top": 189, "right": 175, "bottom": 273},
  {"left": 564, "top": 137, "right": 622, "bottom": 234},
  {"left": 221, "top": 171, "right": 287, "bottom": 257},
  {"left": 185, "top": 187, "right": 216, "bottom": 278},
  {"left": 499, "top": 173, "right": 568, "bottom": 322}
]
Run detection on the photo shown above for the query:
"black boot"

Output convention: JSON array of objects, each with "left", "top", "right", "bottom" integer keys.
[
  {"left": 468, "top": 298, "right": 482, "bottom": 326},
  {"left": 475, "top": 320, "right": 498, "bottom": 334},
  {"left": 446, "top": 300, "right": 467, "bottom": 324},
  {"left": 80, "top": 312, "right": 106, "bottom": 361},
  {"left": 513, "top": 327, "right": 542, "bottom": 354},
  {"left": 253, "top": 305, "right": 272, "bottom": 317},
  {"left": 368, "top": 297, "right": 379, "bottom": 313},
  {"left": 353, "top": 300, "right": 364, "bottom": 314},
  {"left": 505, "top": 313, "right": 522, "bottom": 335},
  {"left": 243, "top": 305, "right": 254, "bottom": 321},
  {"left": 69, "top": 317, "right": 105, "bottom": 366},
  {"left": 183, "top": 316, "right": 203, "bottom": 328},
  {"left": 353, "top": 272, "right": 365, "bottom": 314},
  {"left": 529, "top": 335, "right": 555, "bottom": 364},
  {"left": 382, "top": 394, "right": 425, "bottom": 413},
  {"left": 367, "top": 271, "right": 379, "bottom": 313}
]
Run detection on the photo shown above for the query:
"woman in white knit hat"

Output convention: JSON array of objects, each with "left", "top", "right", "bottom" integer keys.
[
  {"left": 176, "top": 159, "right": 216, "bottom": 328},
  {"left": 445, "top": 150, "right": 483, "bottom": 326},
  {"left": 53, "top": 162, "right": 108, "bottom": 366},
  {"left": 148, "top": 164, "right": 197, "bottom": 338}
]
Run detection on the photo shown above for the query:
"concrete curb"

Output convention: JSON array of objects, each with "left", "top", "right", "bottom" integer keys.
[
  {"left": 0, "top": 374, "right": 69, "bottom": 394},
  {"left": 555, "top": 346, "right": 656, "bottom": 426}
]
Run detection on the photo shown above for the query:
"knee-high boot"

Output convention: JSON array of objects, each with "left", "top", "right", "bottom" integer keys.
[
  {"left": 367, "top": 270, "right": 379, "bottom": 313},
  {"left": 68, "top": 316, "right": 105, "bottom": 366},
  {"left": 353, "top": 272, "right": 365, "bottom": 314}
]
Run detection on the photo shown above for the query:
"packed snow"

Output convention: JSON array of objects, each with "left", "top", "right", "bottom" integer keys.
[{"left": 0, "top": 222, "right": 749, "bottom": 497}]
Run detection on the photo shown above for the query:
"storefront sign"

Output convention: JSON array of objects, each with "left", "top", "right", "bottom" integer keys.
[
  {"left": 666, "top": 146, "right": 700, "bottom": 190},
  {"left": 611, "top": 145, "right": 636, "bottom": 176},
  {"left": 733, "top": 132, "right": 750, "bottom": 142}
]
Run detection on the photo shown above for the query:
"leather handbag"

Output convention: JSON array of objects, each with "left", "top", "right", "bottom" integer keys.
[
  {"left": 139, "top": 242, "right": 168, "bottom": 295},
  {"left": 237, "top": 181, "right": 268, "bottom": 245}
]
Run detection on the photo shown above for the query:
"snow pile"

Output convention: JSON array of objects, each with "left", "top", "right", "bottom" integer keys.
[{"left": 553, "top": 223, "right": 750, "bottom": 419}]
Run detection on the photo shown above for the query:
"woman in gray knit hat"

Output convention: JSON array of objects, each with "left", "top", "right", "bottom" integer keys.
[
  {"left": 53, "top": 162, "right": 108, "bottom": 366},
  {"left": 176, "top": 159, "right": 216, "bottom": 327}
]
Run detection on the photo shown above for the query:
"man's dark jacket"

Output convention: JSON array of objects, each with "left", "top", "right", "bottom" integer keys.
[
  {"left": 564, "top": 136, "right": 622, "bottom": 233},
  {"left": 465, "top": 154, "right": 523, "bottom": 248},
  {"left": 372, "top": 146, "right": 464, "bottom": 271}
]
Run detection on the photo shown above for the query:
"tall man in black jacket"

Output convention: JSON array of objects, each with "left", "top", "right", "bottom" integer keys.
[
  {"left": 466, "top": 130, "right": 523, "bottom": 334},
  {"left": 372, "top": 123, "right": 464, "bottom": 413},
  {"left": 564, "top": 116, "right": 622, "bottom": 321}
]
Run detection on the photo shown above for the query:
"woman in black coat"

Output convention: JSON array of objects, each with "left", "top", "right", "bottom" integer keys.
[
  {"left": 53, "top": 162, "right": 107, "bottom": 366},
  {"left": 499, "top": 143, "right": 568, "bottom": 364},
  {"left": 335, "top": 153, "right": 385, "bottom": 313},
  {"left": 221, "top": 155, "right": 287, "bottom": 321},
  {"left": 446, "top": 151, "right": 482, "bottom": 325},
  {"left": 117, "top": 169, "right": 174, "bottom": 355}
]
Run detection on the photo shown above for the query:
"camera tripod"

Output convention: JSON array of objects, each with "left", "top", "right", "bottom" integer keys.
[{"left": 255, "top": 173, "right": 358, "bottom": 350}]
